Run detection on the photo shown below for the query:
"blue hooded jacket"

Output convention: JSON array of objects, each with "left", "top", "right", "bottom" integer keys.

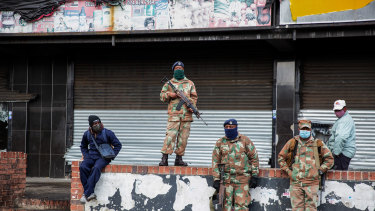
[{"left": 80, "top": 128, "right": 122, "bottom": 160}]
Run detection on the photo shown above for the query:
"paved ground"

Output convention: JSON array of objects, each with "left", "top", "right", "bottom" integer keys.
[{"left": 23, "top": 177, "right": 71, "bottom": 201}]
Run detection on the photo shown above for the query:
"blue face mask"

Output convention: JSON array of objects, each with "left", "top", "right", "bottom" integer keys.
[
  {"left": 225, "top": 127, "right": 238, "bottom": 140},
  {"left": 299, "top": 130, "right": 311, "bottom": 139}
]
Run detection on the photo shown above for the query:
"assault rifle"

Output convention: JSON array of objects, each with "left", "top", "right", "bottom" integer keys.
[
  {"left": 161, "top": 76, "right": 208, "bottom": 126},
  {"left": 213, "top": 163, "right": 226, "bottom": 211}
]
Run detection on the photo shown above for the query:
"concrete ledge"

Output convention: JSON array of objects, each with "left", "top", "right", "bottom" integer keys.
[{"left": 70, "top": 161, "right": 375, "bottom": 211}]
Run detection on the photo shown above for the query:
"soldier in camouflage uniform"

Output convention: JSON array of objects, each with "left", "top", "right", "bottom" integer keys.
[
  {"left": 159, "top": 61, "right": 198, "bottom": 166},
  {"left": 278, "top": 120, "right": 334, "bottom": 211},
  {"left": 212, "top": 119, "right": 259, "bottom": 211}
]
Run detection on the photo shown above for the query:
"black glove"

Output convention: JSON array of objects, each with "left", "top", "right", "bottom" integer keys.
[
  {"left": 213, "top": 180, "right": 220, "bottom": 192},
  {"left": 249, "top": 176, "right": 259, "bottom": 188},
  {"left": 318, "top": 170, "right": 324, "bottom": 175}
]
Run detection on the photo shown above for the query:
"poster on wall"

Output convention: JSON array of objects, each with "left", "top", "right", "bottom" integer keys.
[
  {"left": 0, "top": 0, "right": 271, "bottom": 33},
  {"left": 280, "top": 0, "right": 375, "bottom": 25}
]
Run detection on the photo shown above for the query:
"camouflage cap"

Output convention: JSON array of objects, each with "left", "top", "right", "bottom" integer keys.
[{"left": 298, "top": 119, "right": 311, "bottom": 129}]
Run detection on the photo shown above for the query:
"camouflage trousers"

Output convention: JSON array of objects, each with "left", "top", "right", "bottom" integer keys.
[
  {"left": 161, "top": 120, "right": 191, "bottom": 156},
  {"left": 223, "top": 183, "right": 251, "bottom": 211},
  {"left": 290, "top": 183, "right": 319, "bottom": 211}
]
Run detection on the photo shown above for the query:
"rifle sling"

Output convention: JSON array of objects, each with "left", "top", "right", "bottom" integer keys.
[
  {"left": 313, "top": 143, "right": 321, "bottom": 169},
  {"left": 291, "top": 140, "right": 298, "bottom": 167}
]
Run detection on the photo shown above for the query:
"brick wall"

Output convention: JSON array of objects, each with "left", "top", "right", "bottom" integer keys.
[
  {"left": 70, "top": 161, "right": 375, "bottom": 211},
  {"left": 259, "top": 168, "right": 375, "bottom": 181},
  {"left": 0, "top": 152, "right": 27, "bottom": 208}
]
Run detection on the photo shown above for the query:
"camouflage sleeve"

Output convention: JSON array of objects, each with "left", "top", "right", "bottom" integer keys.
[
  {"left": 212, "top": 139, "right": 222, "bottom": 181},
  {"left": 320, "top": 142, "right": 334, "bottom": 172},
  {"left": 246, "top": 138, "right": 259, "bottom": 176},
  {"left": 278, "top": 139, "right": 292, "bottom": 175},
  {"left": 160, "top": 83, "right": 170, "bottom": 103},
  {"left": 189, "top": 81, "right": 198, "bottom": 105}
]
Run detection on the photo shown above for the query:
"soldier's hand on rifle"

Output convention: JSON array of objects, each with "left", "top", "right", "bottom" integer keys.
[
  {"left": 213, "top": 180, "right": 220, "bottom": 193},
  {"left": 318, "top": 170, "right": 324, "bottom": 175},
  {"left": 168, "top": 92, "right": 178, "bottom": 99},
  {"left": 188, "top": 108, "right": 194, "bottom": 113}
]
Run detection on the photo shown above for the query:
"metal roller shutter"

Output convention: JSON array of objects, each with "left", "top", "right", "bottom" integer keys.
[
  {"left": 301, "top": 57, "right": 375, "bottom": 110},
  {"left": 300, "top": 57, "right": 375, "bottom": 170},
  {"left": 74, "top": 57, "right": 273, "bottom": 110},
  {"left": 66, "top": 56, "right": 274, "bottom": 167}
]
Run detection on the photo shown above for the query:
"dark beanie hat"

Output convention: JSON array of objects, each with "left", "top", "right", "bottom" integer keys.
[
  {"left": 172, "top": 61, "right": 184, "bottom": 71},
  {"left": 88, "top": 115, "right": 101, "bottom": 127},
  {"left": 223, "top": 119, "right": 238, "bottom": 127}
]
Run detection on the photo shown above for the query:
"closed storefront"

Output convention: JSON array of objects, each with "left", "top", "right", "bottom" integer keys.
[
  {"left": 65, "top": 50, "right": 275, "bottom": 167},
  {"left": 299, "top": 56, "right": 375, "bottom": 170}
]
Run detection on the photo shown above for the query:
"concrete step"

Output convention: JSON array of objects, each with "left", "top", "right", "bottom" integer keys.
[{"left": 14, "top": 177, "right": 71, "bottom": 210}]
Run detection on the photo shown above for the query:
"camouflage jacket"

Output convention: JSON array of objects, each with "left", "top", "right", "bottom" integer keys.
[
  {"left": 160, "top": 77, "right": 198, "bottom": 122},
  {"left": 212, "top": 133, "right": 259, "bottom": 184},
  {"left": 278, "top": 136, "right": 334, "bottom": 185}
]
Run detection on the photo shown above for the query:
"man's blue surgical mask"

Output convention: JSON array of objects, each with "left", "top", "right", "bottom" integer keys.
[{"left": 299, "top": 130, "right": 311, "bottom": 139}]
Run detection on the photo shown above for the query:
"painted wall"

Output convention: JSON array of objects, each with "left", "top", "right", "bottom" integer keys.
[
  {"left": 0, "top": 0, "right": 271, "bottom": 34},
  {"left": 280, "top": 0, "right": 375, "bottom": 25},
  {"left": 70, "top": 162, "right": 375, "bottom": 211}
]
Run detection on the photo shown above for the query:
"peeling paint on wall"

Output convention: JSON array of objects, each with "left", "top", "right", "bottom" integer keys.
[
  {"left": 173, "top": 175, "right": 216, "bottom": 211},
  {"left": 250, "top": 187, "right": 280, "bottom": 211},
  {"left": 81, "top": 174, "right": 375, "bottom": 211},
  {"left": 323, "top": 181, "right": 375, "bottom": 211},
  {"left": 86, "top": 173, "right": 173, "bottom": 210},
  {"left": 84, "top": 173, "right": 215, "bottom": 211}
]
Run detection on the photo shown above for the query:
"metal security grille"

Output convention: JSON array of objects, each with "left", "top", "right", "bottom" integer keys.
[
  {"left": 300, "top": 57, "right": 375, "bottom": 170},
  {"left": 299, "top": 110, "right": 375, "bottom": 170},
  {"left": 65, "top": 110, "right": 272, "bottom": 167}
]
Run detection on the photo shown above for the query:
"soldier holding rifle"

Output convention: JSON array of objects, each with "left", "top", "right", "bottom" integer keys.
[{"left": 159, "top": 61, "right": 198, "bottom": 166}]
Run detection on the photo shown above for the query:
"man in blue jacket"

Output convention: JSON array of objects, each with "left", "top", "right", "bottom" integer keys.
[
  {"left": 327, "top": 100, "right": 356, "bottom": 170},
  {"left": 79, "top": 115, "right": 122, "bottom": 203}
]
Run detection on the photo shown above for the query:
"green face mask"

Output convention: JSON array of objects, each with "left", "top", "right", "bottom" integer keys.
[{"left": 173, "top": 69, "right": 185, "bottom": 80}]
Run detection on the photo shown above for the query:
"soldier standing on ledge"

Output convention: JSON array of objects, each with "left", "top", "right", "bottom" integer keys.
[{"left": 159, "top": 61, "right": 198, "bottom": 166}]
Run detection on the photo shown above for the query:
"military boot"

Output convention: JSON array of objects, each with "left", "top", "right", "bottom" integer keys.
[
  {"left": 174, "top": 155, "right": 188, "bottom": 166},
  {"left": 159, "top": 153, "right": 168, "bottom": 166}
]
